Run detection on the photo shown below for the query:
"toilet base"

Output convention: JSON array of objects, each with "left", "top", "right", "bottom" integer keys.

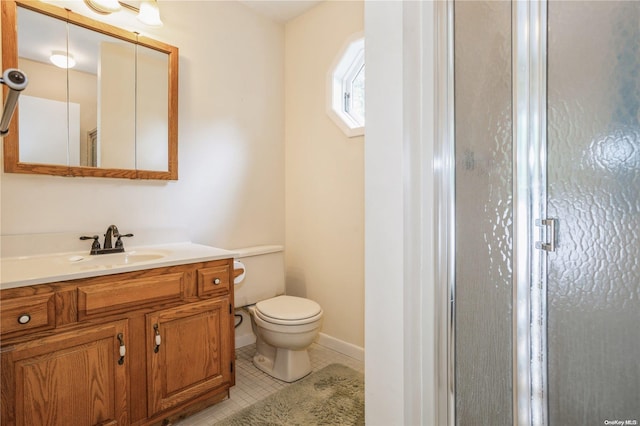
[{"left": 253, "top": 347, "right": 312, "bottom": 382}]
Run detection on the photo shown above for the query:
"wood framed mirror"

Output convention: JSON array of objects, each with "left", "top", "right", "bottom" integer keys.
[{"left": 1, "top": 0, "right": 178, "bottom": 180}]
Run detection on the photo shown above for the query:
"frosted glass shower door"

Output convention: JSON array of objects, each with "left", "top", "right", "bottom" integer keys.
[
  {"left": 546, "top": 1, "right": 640, "bottom": 424},
  {"left": 454, "top": 1, "right": 513, "bottom": 425}
]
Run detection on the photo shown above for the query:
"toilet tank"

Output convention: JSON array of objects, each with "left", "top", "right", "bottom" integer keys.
[{"left": 233, "top": 245, "right": 285, "bottom": 308}]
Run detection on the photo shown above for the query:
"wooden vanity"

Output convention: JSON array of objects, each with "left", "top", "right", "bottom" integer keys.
[{"left": 0, "top": 257, "right": 235, "bottom": 426}]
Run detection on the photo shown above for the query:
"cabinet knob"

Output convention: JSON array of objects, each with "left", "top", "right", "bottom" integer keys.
[
  {"left": 213, "top": 278, "right": 221, "bottom": 285},
  {"left": 17, "top": 314, "right": 31, "bottom": 324}
]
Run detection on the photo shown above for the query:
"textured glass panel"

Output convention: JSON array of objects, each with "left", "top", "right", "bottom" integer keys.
[
  {"left": 454, "top": 1, "right": 513, "bottom": 425},
  {"left": 547, "top": 1, "right": 640, "bottom": 423}
]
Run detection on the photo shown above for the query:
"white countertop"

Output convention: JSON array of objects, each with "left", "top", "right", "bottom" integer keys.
[{"left": 1, "top": 242, "right": 237, "bottom": 290}]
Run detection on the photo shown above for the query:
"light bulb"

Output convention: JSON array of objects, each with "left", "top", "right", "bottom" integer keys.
[{"left": 50, "top": 51, "right": 76, "bottom": 69}]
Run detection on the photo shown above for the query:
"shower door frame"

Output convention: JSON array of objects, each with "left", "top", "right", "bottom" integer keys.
[
  {"left": 435, "top": 1, "right": 549, "bottom": 425},
  {"left": 512, "top": 1, "right": 548, "bottom": 425}
]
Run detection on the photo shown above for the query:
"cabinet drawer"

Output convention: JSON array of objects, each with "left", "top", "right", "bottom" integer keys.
[
  {"left": 78, "top": 273, "right": 185, "bottom": 318},
  {"left": 197, "top": 265, "right": 230, "bottom": 297},
  {"left": 1, "top": 293, "right": 56, "bottom": 337}
]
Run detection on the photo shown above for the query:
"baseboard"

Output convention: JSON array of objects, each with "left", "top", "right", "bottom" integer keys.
[{"left": 316, "top": 333, "right": 364, "bottom": 362}]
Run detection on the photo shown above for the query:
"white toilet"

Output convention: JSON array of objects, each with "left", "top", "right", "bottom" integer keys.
[{"left": 234, "top": 246, "right": 323, "bottom": 382}]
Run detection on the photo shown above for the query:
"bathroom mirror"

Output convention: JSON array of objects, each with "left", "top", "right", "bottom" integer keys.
[{"left": 1, "top": 0, "right": 178, "bottom": 179}]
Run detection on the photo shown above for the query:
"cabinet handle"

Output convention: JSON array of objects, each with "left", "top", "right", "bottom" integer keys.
[
  {"left": 17, "top": 314, "right": 31, "bottom": 324},
  {"left": 117, "top": 333, "right": 126, "bottom": 365},
  {"left": 213, "top": 278, "right": 221, "bottom": 285},
  {"left": 153, "top": 323, "right": 161, "bottom": 353}
]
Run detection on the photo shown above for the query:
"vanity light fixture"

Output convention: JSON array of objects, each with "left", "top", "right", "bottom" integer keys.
[
  {"left": 84, "top": 0, "right": 121, "bottom": 14},
  {"left": 137, "top": 1, "right": 163, "bottom": 27},
  {"left": 50, "top": 51, "right": 76, "bottom": 69},
  {"left": 84, "top": 0, "right": 163, "bottom": 27}
]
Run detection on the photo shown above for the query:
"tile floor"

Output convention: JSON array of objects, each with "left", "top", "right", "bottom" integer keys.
[{"left": 175, "top": 343, "right": 364, "bottom": 425}]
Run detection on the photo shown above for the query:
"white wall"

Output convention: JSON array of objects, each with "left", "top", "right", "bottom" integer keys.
[
  {"left": 365, "top": 1, "right": 437, "bottom": 425},
  {"left": 284, "top": 1, "right": 364, "bottom": 349},
  {"left": 1, "top": 1, "right": 285, "bottom": 252}
]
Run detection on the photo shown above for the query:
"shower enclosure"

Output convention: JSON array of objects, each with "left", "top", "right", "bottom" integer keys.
[{"left": 448, "top": 1, "right": 640, "bottom": 424}]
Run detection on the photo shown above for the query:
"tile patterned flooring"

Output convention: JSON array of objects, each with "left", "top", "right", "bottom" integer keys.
[{"left": 175, "top": 343, "right": 364, "bottom": 425}]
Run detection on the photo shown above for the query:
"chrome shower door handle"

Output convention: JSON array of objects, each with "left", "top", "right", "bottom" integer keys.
[{"left": 536, "top": 218, "right": 557, "bottom": 252}]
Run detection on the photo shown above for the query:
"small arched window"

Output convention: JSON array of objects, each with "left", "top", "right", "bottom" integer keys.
[{"left": 327, "top": 34, "right": 364, "bottom": 137}]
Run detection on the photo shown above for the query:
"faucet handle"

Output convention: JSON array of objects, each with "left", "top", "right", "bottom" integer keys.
[
  {"left": 115, "top": 233, "right": 134, "bottom": 249},
  {"left": 80, "top": 235, "right": 101, "bottom": 253}
]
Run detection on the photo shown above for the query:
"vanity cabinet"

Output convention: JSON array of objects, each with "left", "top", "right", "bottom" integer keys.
[{"left": 0, "top": 258, "right": 235, "bottom": 426}]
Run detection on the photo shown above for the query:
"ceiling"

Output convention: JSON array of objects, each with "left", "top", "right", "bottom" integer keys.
[{"left": 237, "top": 0, "right": 324, "bottom": 23}]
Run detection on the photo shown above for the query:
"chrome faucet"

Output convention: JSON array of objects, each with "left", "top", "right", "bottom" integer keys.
[{"left": 80, "top": 225, "right": 134, "bottom": 255}]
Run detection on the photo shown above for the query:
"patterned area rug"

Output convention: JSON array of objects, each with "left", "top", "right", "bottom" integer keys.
[{"left": 217, "top": 363, "right": 364, "bottom": 425}]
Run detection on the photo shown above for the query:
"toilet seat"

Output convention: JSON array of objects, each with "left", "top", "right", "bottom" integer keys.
[{"left": 255, "top": 295, "right": 323, "bottom": 326}]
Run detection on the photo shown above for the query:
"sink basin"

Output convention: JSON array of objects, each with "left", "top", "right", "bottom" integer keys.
[
  {"left": 0, "top": 250, "right": 171, "bottom": 281},
  {"left": 71, "top": 250, "right": 170, "bottom": 267}
]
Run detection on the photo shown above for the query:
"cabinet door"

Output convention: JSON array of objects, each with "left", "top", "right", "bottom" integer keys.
[
  {"left": 1, "top": 320, "right": 129, "bottom": 426},
  {"left": 146, "top": 298, "right": 232, "bottom": 416}
]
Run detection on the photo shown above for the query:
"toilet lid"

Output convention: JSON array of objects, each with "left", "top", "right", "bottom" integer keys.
[{"left": 255, "top": 295, "right": 322, "bottom": 321}]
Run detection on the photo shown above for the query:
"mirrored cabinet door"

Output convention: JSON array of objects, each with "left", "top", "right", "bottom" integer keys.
[
  {"left": 17, "top": 6, "right": 70, "bottom": 166},
  {"left": 136, "top": 44, "right": 169, "bottom": 172},
  {"left": 68, "top": 23, "right": 137, "bottom": 170}
]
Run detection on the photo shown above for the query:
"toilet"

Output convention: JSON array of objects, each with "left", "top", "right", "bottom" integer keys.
[{"left": 234, "top": 246, "right": 323, "bottom": 382}]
